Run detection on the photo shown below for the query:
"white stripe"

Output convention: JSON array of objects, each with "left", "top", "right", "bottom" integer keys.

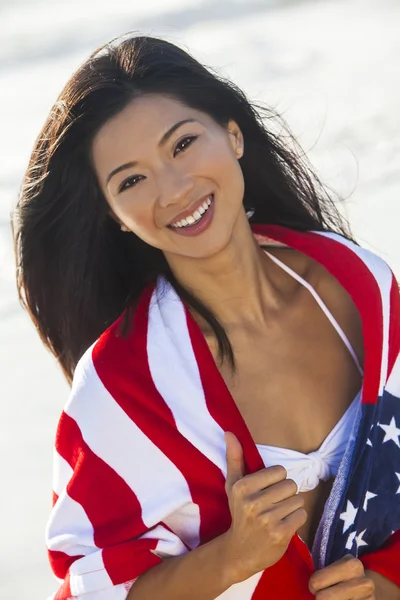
[
  {"left": 69, "top": 550, "right": 113, "bottom": 596},
  {"left": 53, "top": 449, "right": 74, "bottom": 498},
  {"left": 65, "top": 350, "right": 196, "bottom": 532},
  {"left": 68, "top": 587, "right": 128, "bottom": 600},
  {"left": 315, "top": 232, "right": 392, "bottom": 395},
  {"left": 140, "top": 524, "right": 188, "bottom": 558},
  {"left": 386, "top": 353, "right": 400, "bottom": 397},
  {"left": 214, "top": 572, "right": 263, "bottom": 599},
  {"left": 148, "top": 279, "right": 227, "bottom": 476},
  {"left": 163, "top": 503, "right": 201, "bottom": 551},
  {"left": 45, "top": 489, "right": 95, "bottom": 556}
]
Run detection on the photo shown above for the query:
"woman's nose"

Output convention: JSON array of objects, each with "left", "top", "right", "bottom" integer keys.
[{"left": 157, "top": 165, "right": 195, "bottom": 208}]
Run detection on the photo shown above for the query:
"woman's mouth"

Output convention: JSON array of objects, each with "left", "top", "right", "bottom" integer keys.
[{"left": 167, "top": 194, "right": 215, "bottom": 237}]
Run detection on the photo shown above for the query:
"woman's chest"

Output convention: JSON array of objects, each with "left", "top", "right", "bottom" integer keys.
[
  {"left": 212, "top": 302, "right": 362, "bottom": 453},
  {"left": 201, "top": 296, "right": 363, "bottom": 548}
]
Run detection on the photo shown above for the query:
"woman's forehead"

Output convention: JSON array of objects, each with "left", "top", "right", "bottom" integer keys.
[
  {"left": 91, "top": 95, "right": 208, "bottom": 166},
  {"left": 97, "top": 96, "right": 206, "bottom": 143}
]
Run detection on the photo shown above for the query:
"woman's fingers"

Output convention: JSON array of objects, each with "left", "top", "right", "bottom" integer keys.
[
  {"left": 309, "top": 555, "right": 365, "bottom": 593},
  {"left": 314, "top": 577, "right": 375, "bottom": 599},
  {"left": 224, "top": 432, "right": 245, "bottom": 492},
  {"left": 223, "top": 432, "right": 309, "bottom": 581},
  {"left": 260, "top": 493, "right": 305, "bottom": 522},
  {"left": 309, "top": 555, "right": 375, "bottom": 599},
  {"left": 280, "top": 504, "right": 308, "bottom": 532},
  {"left": 257, "top": 477, "right": 299, "bottom": 503},
  {"left": 231, "top": 464, "right": 291, "bottom": 499}
]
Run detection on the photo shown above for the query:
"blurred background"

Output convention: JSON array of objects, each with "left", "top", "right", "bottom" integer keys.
[{"left": 0, "top": 0, "right": 399, "bottom": 597}]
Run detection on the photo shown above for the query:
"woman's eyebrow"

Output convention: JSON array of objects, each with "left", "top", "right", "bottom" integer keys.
[
  {"left": 106, "top": 118, "right": 199, "bottom": 187},
  {"left": 158, "top": 118, "right": 198, "bottom": 146}
]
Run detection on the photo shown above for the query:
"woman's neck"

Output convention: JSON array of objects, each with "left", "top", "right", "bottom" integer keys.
[{"left": 165, "top": 216, "right": 285, "bottom": 330}]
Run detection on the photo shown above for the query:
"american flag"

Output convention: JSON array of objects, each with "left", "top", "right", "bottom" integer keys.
[{"left": 46, "top": 225, "right": 400, "bottom": 600}]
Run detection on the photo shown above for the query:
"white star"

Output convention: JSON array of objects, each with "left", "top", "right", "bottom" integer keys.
[
  {"left": 356, "top": 529, "right": 368, "bottom": 550},
  {"left": 346, "top": 531, "right": 356, "bottom": 550},
  {"left": 363, "top": 491, "right": 378, "bottom": 511},
  {"left": 340, "top": 500, "right": 358, "bottom": 533},
  {"left": 379, "top": 417, "right": 400, "bottom": 447},
  {"left": 396, "top": 473, "right": 400, "bottom": 494},
  {"left": 367, "top": 424, "right": 374, "bottom": 447}
]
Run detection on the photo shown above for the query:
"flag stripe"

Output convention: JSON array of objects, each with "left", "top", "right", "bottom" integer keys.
[
  {"left": 315, "top": 230, "right": 392, "bottom": 396},
  {"left": 147, "top": 280, "right": 227, "bottom": 473},
  {"left": 53, "top": 410, "right": 163, "bottom": 587},
  {"left": 92, "top": 284, "right": 230, "bottom": 547},
  {"left": 215, "top": 572, "right": 264, "bottom": 599},
  {"left": 388, "top": 274, "right": 400, "bottom": 380},
  {"left": 55, "top": 411, "right": 147, "bottom": 545}
]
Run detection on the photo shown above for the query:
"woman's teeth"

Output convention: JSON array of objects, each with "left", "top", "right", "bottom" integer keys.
[{"left": 170, "top": 195, "right": 213, "bottom": 228}]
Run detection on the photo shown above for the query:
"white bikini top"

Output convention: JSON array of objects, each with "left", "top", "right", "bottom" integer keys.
[{"left": 256, "top": 250, "right": 364, "bottom": 493}]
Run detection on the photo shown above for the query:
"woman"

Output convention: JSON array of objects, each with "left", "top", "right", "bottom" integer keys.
[{"left": 12, "top": 35, "right": 400, "bottom": 599}]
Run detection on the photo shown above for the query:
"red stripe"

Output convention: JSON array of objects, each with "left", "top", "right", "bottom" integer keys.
[
  {"left": 388, "top": 274, "right": 400, "bottom": 380},
  {"left": 92, "top": 284, "right": 230, "bottom": 546},
  {"left": 55, "top": 411, "right": 160, "bottom": 583},
  {"left": 252, "top": 539, "right": 315, "bottom": 599},
  {"left": 184, "top": 306, "right": 264, "bottom": 476},
  {"left": 48, "top": 549, "right": 83, "bottom": 581},
  {"left": 102, "top": 538, "right": 161, "bottom": 584},
  {"left": 361, "top": 530, "right": 400, "bottom": 588},
  {"left": 253, "top": 225, "right": 384, "bottom": 404}
]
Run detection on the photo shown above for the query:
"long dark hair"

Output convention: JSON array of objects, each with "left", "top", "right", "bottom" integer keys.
[{"left": 12, "top": 34, "right": 353, "bottom": 384}]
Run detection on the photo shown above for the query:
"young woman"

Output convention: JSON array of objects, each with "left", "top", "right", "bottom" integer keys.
[{"left": 12, "top": 35, "right": 400, "bottom": 600}]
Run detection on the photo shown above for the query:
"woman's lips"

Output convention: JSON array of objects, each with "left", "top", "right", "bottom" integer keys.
[
  {"left": 167, "top": 192, "right": 213, "bottom": 226},
  {"left": 168, "top": 194, "right": 215, "bottom": 237}
]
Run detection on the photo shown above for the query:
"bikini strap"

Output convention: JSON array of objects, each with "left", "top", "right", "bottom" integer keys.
[{"left": 263, "top": 250, "right": 364, "bottom": 377}]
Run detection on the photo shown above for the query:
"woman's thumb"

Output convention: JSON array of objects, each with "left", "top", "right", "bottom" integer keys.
[{"left": 224, "top": 431, "right": 245, "bottom": 492}]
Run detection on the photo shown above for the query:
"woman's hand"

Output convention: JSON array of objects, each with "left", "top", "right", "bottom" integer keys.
[
  {"left": 309, "top": 555, "right": 376, "bottom": 599},
  {"left": 222, "top": 432, "right": 308, "bottom": 585}
]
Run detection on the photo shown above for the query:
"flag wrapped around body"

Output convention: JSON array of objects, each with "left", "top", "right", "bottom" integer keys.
[{"left": 46, "top": 225, "right": 400, "bottom": 599}]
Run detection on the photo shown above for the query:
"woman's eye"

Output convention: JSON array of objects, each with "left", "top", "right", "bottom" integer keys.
[
  {"left": 174, "top": 135, "right": 198, "bottom": 156},
  {"left": 118, "top": 175, "right": 144, "bottom": 193}
]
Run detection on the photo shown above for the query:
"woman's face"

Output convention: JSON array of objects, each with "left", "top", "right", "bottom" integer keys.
[{"left": 92, "top": 94, "right": 245, "bottom": 260}]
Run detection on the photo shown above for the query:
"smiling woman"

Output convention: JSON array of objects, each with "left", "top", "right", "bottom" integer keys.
[
  {"left": 91, "top": 94, "right": 245, "bottom": 254},
  {"left": 11, "top": 34, "right": 400, "bottom": 600}
]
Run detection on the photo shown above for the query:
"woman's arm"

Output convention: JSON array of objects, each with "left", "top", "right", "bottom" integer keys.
[{"left": 127, "top": 532, "right": 233, "bottom": 600}]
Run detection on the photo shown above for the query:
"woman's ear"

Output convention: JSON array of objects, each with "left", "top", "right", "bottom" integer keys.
[
  {"left": 108, "top": 210, "right": 130, "bottom": 232},
  {"left": 227, "top": 120, "right": 244, "bottom": 159}
]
